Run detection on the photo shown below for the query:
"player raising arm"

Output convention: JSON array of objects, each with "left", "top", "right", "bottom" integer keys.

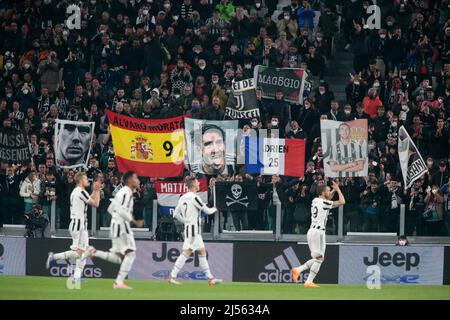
[
  {"left": 167, "top": 176, "right": 222, "bottom": 285},
  {"left": 291, "top": 180, "right": 345, "bottom": 287},
  {"left": 46, "top": 172, "right": 100, "bottom": 289}
]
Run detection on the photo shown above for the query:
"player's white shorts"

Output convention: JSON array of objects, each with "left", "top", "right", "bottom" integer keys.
[
  {"left": 183, "top": 234, "right": 205, "bottom": 251},
  {"left": 307, "top": 228, "right": 326, "bottom": 259},
  {"left": 69, "top": 218, "right": 89, "bottom": 251},
  {"left": 69, "top": 229, "right": 89, "bottom": 251},
  {"left": 110, "top": 233, "right": 136, "bottom": 255}
]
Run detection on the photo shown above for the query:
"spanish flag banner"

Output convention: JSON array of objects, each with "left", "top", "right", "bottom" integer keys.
[{"left": 106, "top": 110, "right": 186, "bottom": 177}]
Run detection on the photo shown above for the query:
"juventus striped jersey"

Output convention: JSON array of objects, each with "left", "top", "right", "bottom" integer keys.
[
  {"left": 174, "top": 192, "right": 216, "bottom": 238},
  {"left": 70, "top": 186, "right": 91, "bottom": 228},
  {"left": 310, "top": 197, "right": 334, "bottom": 230},
  {"left": 328, "top": 141, "right": 363, "bottom": 177},
  {"left": 109, "top": 186, "right": 134, "bottom": 238}
]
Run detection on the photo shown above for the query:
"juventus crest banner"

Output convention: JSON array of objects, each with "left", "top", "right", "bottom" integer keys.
[
  {"left": 321, "top": 119, "right": 368, "bottom": 178},
  {"left": 225, "top": 78, "right": 260, "bottom": 119},
  {"left": 215, "top": 181, "right": 258, "bottom": 211},
  {"left": 398, "top": 126, "right": 427, "bottom": 188}
]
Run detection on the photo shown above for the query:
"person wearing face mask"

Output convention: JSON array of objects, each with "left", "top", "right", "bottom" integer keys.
[
  {"left": 423, "top": 185, "right": 446, "bottom": 236},
  {"left": 317, "top": 6, "right": 337, "bottom": 56},
  {"left": 362, "top": 88, "right": 383, "bottom": 119},
  {"left": 269, "top": 89, "right": 290, "bottom": 136},
  {"left": 186, "top": 98, "right": 203, "bottom": 119},
  {"left": 250, "top": 0, "right": 268, "bottom": 19},
  {"left": 192, "top": 59, "right": 211, "bottom": 83},
  {"left": 313, "top": 81, "right": 334, "bottom": 114},
  {"left": 346, "top": 74, "right": 368, "bottom": 107},
  {"left": 339, "top": 104, "right": 354, "bottom": 121},
  {"left": 297, "top": 98, "right": 319, "bottom": 136}
]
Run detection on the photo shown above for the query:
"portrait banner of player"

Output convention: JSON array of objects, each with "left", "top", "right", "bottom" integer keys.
[
  {"left": 55, "top": 119, "right": 95, "bottom": 169},
  {"left": 214, "top": 181, "right": 258, "bottom": 211},
  {"left": 398, "top": 125, "right": 427, "bottom": 188},
  {"left": 225, "top": 78, "right": 260, "bottom": 119},
  {"left": 184, "top": 118, "right": 238, "bottom": 175},
  {"left": 253, "top": 65, "right": 310, "bottom": 104},
  {"left": 320, "top": 119, "right": 368, "bottom": 178}
]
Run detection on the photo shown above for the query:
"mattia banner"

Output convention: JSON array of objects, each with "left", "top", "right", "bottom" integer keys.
[
  {"left": 155, "top": 177, "right": 208, "bottom": 215},
  {"left": 106, "top": 110, "right": 186, "bottom": 177}
]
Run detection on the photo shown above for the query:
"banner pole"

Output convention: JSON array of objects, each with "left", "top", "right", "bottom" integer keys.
[
  {"left": 213, "top": 185, "right": 219, "bottom": 239},
  {"left": 152, "top": 199, "right": 158, "bottom": 237},
  {"left": 399, "top": 204, "right": 406, "bottom": 236}
]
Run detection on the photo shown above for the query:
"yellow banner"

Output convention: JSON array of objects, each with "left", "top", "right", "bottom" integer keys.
[{"left": 110, "top": 125, "right": 185, "bottom": 164}]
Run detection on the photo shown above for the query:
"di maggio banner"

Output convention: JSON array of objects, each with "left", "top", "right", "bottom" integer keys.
[
  {"left": 0, "top": 129, "right": 30, "bottom": 163},
  {"left": 106, "top": 110, "right": 186, "bottom": 177},
  {"left": 253, "top": 65, "right": 310, "bottom": 104}
]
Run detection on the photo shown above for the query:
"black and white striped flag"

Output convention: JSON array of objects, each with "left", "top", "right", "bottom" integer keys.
[{"left": 398, "top": 126, "right": 427, "bottom": 188}]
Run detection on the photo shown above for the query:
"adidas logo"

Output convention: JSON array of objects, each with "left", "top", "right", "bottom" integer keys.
[
  {"left": 49, "top": 257, "right": 102, "bottom": 278},
  {"left": 258, "top": 247, "right": 308, "bottom": 283}
]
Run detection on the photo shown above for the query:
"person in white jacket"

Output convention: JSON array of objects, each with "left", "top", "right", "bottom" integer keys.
[
  {"left": 19, "top": 170, "right": 41, "bottom": 214},
  {"left": 82, "top": 171, "right": 140, "bottom": 290}
]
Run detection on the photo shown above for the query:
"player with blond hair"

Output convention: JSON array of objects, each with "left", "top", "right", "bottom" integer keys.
[{"left": 46, "top": 171, "right": 100, "bottom": 289}]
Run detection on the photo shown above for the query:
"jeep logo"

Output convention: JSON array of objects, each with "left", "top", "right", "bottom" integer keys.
[
  {"left": 152, "top": 243, "right": 206, "bottom": 267},
  {"left": 363, "top": 247, "right": 420, "bottom": 271}
]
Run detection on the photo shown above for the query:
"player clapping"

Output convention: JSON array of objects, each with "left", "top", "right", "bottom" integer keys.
[
  {"left": 291, "top": 181, "right": 345, "bottom": 287},
  {"left": 45, "top": 172, "right": 100, "bottom": 289}
]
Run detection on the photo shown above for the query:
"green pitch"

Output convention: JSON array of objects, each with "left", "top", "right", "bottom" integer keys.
[{"left": 0, "top": 276, "right": 449, "bottom": 300}]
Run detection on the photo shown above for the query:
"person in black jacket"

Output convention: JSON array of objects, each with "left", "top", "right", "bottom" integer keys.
[
  {"left": 264, "top": 175, "right": 300, "bottom": 233},
  {"left": 143, "top": 33, "right": 166, "bottom": 87},
  {"left": 342, "top": 177, "right": 363, "bottom": 232},
  {"left": 0, "top": 164, "right": 29, "bottom": 224},
  {"left": 269, "top": 89, "right": 291, "bottom": 131}
]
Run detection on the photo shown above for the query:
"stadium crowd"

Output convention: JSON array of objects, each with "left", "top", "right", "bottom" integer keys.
[{"left": 0, "top": 0, "right": 449, "bottom": 237}]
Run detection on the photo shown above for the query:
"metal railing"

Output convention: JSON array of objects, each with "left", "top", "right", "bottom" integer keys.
[{"left": 15, "top": 200, "right": 447, "bottom": 244}]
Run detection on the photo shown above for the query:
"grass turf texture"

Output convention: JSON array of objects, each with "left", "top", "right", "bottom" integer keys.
[{"left": 0, "top": 276, "right": 449, "bottom": 300}]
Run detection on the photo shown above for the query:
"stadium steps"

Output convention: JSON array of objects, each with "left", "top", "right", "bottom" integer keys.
[{"left": 324, "top": 41, "right": 354, "bottom": 106}]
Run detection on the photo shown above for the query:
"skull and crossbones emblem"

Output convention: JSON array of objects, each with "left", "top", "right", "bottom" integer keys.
[{"left": 226, "top": 184, "right": 249, "bottom": 207}]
